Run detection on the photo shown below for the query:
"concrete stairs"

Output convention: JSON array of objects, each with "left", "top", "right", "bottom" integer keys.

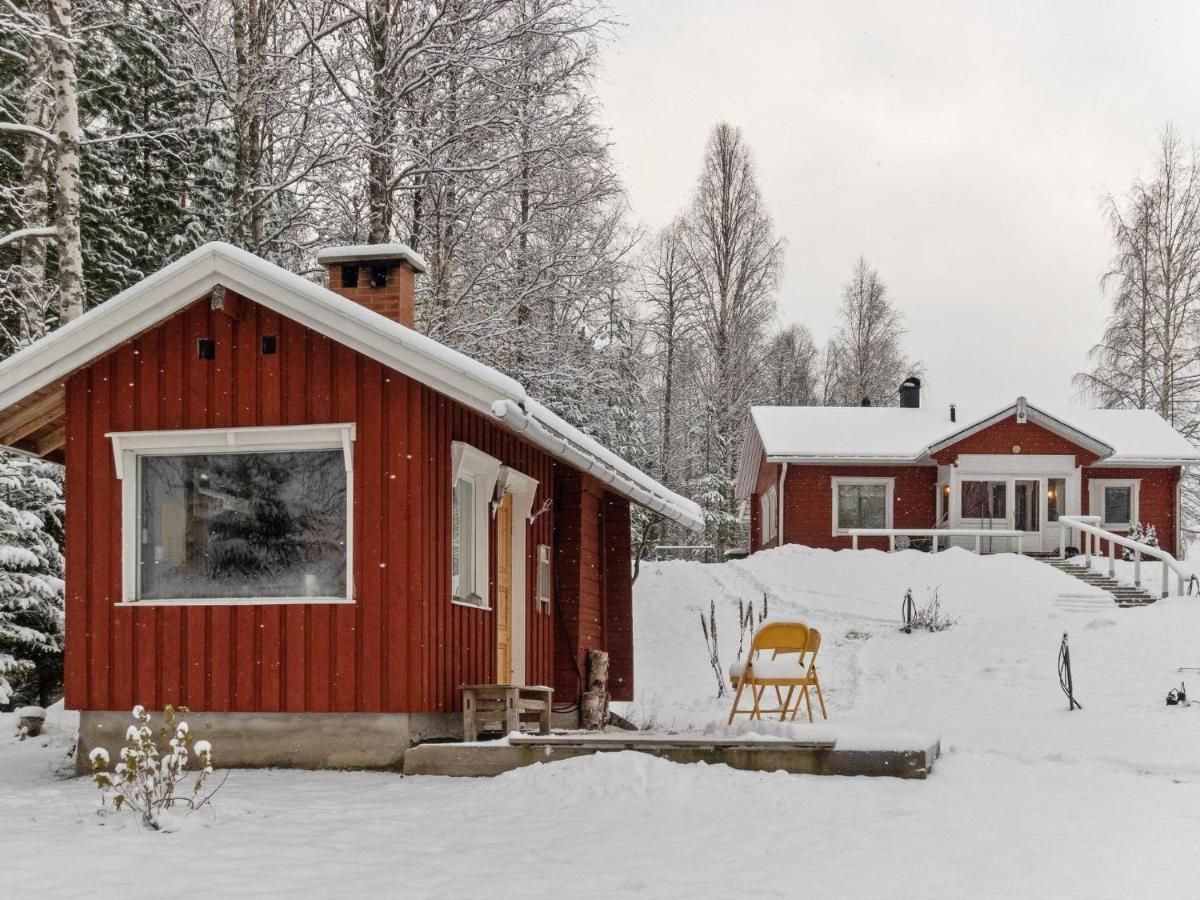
[{"left": 1040, "top": 557, "right": 1157, "bottom": 607}]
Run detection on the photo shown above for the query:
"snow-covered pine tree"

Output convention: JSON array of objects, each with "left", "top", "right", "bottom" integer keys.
[
  {"left": 77, "top": 0, "right": 231, "bottom": 304},
  {"left": 0, "top": 453, "right": 64, "bottom": 708}
]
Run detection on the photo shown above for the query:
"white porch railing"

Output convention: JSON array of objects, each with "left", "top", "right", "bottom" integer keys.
[
  {"left": 1057, "top": 514, "right": 1191, "bottom": 599},
  {"left": 847, "top": 528, "right": 1024, "bottom": 554}
]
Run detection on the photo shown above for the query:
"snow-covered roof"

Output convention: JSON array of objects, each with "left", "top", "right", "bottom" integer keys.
[
  {"left": 735, "top": 400, "right": 1200, "bottom": 498},
  {"left": 0, "top": 242, "right": 702, "bottom": 531}
]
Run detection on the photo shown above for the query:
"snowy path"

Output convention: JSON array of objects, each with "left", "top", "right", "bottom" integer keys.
[{"left": 5, "top": 546, "right": 1200, "bottom": 897}]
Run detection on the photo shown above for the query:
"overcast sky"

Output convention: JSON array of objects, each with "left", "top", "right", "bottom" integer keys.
[{"left": 595, "top": 0, "right": 1198, "bottom": 411}]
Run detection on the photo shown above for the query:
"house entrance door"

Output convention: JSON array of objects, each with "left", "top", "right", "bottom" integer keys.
[
  {"left": 1014, "top": 479, "right": 1042, "bottom": 552},
  {"left": 496, "top": 493, "right": 513, "bottom": 682}
]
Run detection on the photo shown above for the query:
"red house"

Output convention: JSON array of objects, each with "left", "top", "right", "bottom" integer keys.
[
  {"left": 0, "top": 242, "right": 701, "bottom": 768},
  {"left": 737, "top": 380, "right": 1199, "bottom": 556}
]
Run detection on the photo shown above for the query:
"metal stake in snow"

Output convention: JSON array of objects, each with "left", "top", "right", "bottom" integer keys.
[
  {"left": 901, "top": 588, "right": 915, "bottom": 634},
  {"left": 1058, "top": 632, "right": 1082, "bottom": 711}
]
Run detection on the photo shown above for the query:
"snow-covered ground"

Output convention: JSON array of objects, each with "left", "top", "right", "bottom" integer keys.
[{"left": 6, "top": 546, "right": 1200, "bottom": 897}]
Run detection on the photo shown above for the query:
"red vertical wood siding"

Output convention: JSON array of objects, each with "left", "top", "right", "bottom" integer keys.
[
  {"left": 62, "top": 293, "right": 599, "bottom": 714},
  {"left": 1081, "top": 466, "right": 1181, "bottom": 556}
]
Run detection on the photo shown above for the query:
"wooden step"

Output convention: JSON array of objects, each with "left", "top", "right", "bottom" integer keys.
[{"left": 1038, "top": 557, "right": 1156, "bottom": 606}]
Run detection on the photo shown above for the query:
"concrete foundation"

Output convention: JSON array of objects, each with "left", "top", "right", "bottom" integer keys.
[{"left": 76, "top": 710, "right": 461, "bottom": 774}]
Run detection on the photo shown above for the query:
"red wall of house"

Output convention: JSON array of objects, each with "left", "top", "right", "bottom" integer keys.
[
  {"left": 931, "top": 417, "right": 1101, "bottom": 466},
  {"left": 63, "top": 293, "right": 631, "bottom": 714},
  {"left": 551, "top": 471, "right": 634, "bottom": 703},
  {"left": 1081, "top": 466, "right": 1181, "bottom": 555},
  {"left": 749, "top": 452, "right": 781, "bottom": 552},
  {"left": 776, "top": 465, "right": 938, "bottom": 551}
]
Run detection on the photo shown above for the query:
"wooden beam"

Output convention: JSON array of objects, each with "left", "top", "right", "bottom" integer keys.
[
  {"left": 0, "top": 391, "right": 64, "bottom": 444},
  {"left": 35, "top": 426, "right": 66, "bottom": 456}
]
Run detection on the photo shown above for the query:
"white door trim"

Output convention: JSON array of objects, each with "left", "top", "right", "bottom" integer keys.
[{"left": 497, "top": 466, "right": 538, "bottom": 685}]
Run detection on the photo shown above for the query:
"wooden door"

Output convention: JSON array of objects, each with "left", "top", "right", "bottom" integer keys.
[{"left": 496, "top": 493, "right": 513, "bottom": 683}]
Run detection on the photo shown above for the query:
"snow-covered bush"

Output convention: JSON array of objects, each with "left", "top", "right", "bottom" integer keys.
[
  {"left": 1123, "top": 523, "right": 1159, "bottom": 560},
  {"left": 907, "top": 589, "right": 957, "bottom": 633},
  {"left": 90, "top": 705, "right": 217, "bottom": 829},
  {"left": 0, "top": 455, "right": 65, "bottom": 708}
]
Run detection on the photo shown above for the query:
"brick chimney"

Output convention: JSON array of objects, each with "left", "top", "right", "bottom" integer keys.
[{"left": 316, "top": 244, "right": 427, "bottom": 328}]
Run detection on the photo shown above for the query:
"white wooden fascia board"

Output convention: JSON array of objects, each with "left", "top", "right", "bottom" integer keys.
[
  {"left": 765, "top": 455, "right": 924, "bottom": 465},
  {"left": 0, "top": 264, "right": 218, "bottom": 412},
  {"left": 733, "top": 423, "right": 764, "bottom": 499}
]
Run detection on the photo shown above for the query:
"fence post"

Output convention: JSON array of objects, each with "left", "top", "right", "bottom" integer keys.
[
  {"left": 888, "top": 534, "right": 895, "bottom": 553},
  {"left": 852, "top": 534, "right": 858, "bottom": 550},
  {"left": 1085, "top": 530, "right": 1092, "bottom": 568},
  {"left": 974, "top": 535, "right": 981, "bottom": 554},
  {"left": 1162, "top": 559, "right": 1169, "bottom": 600},
  {"left": 1178, "top": 572, "right": 1186, "bottom": 597},
  {"left": 1134, "top": 550, "right": 1141, "bottom": 588},
  {"left": 1059, "top": 523, "right": 1066, "bottom": 560},
  {"left": 1108, "top": 542, "right": 1115, "bottom": 578},
  {"left": 1016, "top": 535, "right": 1023, "bottom": 555}
]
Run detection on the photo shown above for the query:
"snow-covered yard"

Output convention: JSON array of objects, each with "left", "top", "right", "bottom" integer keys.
[{"left": 6, "top": 546, "right": 1200, "bottom": 897}]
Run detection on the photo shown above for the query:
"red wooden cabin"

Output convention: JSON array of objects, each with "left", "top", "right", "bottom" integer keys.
[{"left": 0, "top": 242, "right": 701, "bottom": 768}]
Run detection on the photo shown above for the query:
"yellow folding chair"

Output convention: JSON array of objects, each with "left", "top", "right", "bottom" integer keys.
[
  {"left": 785, "top": 628, "right": 828, "bottom": 723},
  {"left": 727, "top": 622, "right": 813, "bottom": 723}
]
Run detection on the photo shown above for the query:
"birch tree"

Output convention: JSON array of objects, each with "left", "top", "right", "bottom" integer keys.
[
  {"left": 1076, "top": 126, "right": 1200, "bottom": 434},
  {"left": 824, "top": 257, "right": 914, "bottom": 407}
]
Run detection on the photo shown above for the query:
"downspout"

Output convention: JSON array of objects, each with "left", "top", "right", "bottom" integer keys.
[{"left": 778, "top": 462, "right": 788, "bottom": 547}]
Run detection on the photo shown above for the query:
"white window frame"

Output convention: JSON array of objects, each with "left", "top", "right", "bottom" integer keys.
[
  {"left": 831, "top": 476, "right": 895, "bottom": 536},
  {"left": 1089, "top": 478, "right": 1140, "bottom": 531},
  {"left": 106, "top": 423, "right": 356, "bottom": 606},
  {"left": 451, "top": 441, "right": 501, "bottom": 608},
  {"left": 760, "top": 486, "right": 778, "bottom": 544}
]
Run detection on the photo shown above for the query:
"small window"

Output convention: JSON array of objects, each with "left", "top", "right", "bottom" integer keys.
[
  {"left": 836, "top": 482, "right": 889, "bottom": 530},
  {"left": 536, "top": 544, "right": 552, "bottom": 606},
  {"left": 1104, "top": 486, "right": 1132, "bottom": 526},
  {"left": 450, "top": 442, "right": 501, "bottom": 608},
  {"left": 1047, "top": 478, "right": 1066, "bottom": 522},
  {"left": 261, "top": 334, "right": 278, "bottom": 355},
  {"left": 760, "top": 486, "right": 778, "bottom": 543},
  {"left": 197, "top": 338, "right": 215, "bottom": 360},
  {"left": 452, "top": 473, "right": 479, "bottom": 603},
  {"left": 961, "top": 480, "right": 1007, "bottom": 519}
]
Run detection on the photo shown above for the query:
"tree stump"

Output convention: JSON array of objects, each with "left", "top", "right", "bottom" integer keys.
[
  {"left": 15, "top": 706, "right": 46, "bottom": 739},
  {"left": 581, "top": 649, "right": 610, "bottom": 731}
]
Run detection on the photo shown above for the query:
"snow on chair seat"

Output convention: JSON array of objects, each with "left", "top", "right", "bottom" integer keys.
[{"left": 727, "top": 622, "right": 828, "bottom": 725}]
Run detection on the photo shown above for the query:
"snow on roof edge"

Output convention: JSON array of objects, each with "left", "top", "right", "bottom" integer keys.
[
  {"left": 0, "top": 242, "right": 702, "bottom": 528},
  {"left": 315, "top": 243, "right": 429, "bottom": 274}
]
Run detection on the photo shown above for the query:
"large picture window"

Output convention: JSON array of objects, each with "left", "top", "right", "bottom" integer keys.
[
  {"left": 140, "top": 451, "right": 346, "bottom": 600},
  {"left": 110, "top": 423, "right": 356, "bottom": 605},
  {"left": 832, "top": 478, "right": 894, "bottom": 534}
]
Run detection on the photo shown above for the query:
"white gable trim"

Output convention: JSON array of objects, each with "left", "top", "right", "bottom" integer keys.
[
  {"left": 927, "top": 401, "right": 1114, "bottom": 460},
  {"left": 0, "top": 242, "right": 704, "bottom": 532}
]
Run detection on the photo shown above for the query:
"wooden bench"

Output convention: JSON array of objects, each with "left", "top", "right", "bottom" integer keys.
[{"left": 461, "top": 684, "right": 553, "bottom": 742}]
